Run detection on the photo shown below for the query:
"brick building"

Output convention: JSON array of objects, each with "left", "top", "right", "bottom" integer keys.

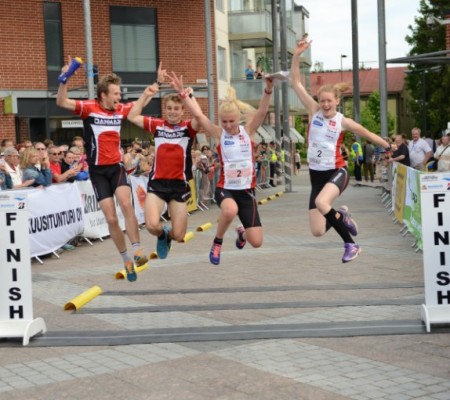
[{"left": 0, "top": 0, "right": 215, "bottom": 146}]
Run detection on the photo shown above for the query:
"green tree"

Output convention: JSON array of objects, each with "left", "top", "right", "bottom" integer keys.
[
  {"left": 405, "top": 0, "right": 450, "bottom": 138},
  {"left": 360, "top": 91, "right": 395, "bottom": 135}
]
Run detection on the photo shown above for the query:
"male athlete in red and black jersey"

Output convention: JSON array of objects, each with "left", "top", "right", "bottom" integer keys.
[
  {"left": 128, "top": 84, "right": 199, "bottom": 260},
  {"left": 57, "top": 59, "right": 149, "bottom": 282}
]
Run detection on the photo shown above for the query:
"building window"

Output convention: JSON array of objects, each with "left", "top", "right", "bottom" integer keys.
[
  {"left": 218, "top": 46, "right": 227, "bottom": 81},
  {"left": 216, "top": 0, "right": 224, "bottom": 12},
  {"left": 43, "top": 2, "right": 63, "bottom": 87},
  {"left": 110, "top": 6, "right": 158, "bottom": 84}
]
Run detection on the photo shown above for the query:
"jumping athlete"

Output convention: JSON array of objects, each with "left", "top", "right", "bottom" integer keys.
[
  {"left": 169, "top": 72, "right": 274, "bottom": 265},
  {"left": 57, "top": 58, "right": 148, "bottom": 282},
  {"left": 127, "top": 72, "right": 200, "bottom": 260},
  {"left": 291, "top": 39, "right": 391, "bottom": 263}
]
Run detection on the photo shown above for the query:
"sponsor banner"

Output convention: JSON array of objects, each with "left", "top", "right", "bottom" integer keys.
[
  {"left": 76, "top": 180, "right": 125, "bottom": 239},
  {"left": 13, "top": 184, "right": 84, "bottom": 258},
  {"left": 393, "top": 163, "right": 407, "bottom": 223},
  {"left": 403, "top": 167, "right": 422, "bottom": 246},
  {"left": 129, "top": 175, "right": 148, "bottom": 225}
]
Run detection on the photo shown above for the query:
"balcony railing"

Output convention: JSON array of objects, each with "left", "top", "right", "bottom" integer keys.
[
  {"left": 228, "top": 10, "right": 297, "bottom": 53},
  {"left": 231, "top": 78, "right": 305, "bottom": 114}
]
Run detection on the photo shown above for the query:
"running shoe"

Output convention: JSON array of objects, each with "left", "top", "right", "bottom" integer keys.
[
  {"left": 156, "top": 226, "right": 172, "bottom": 259},
  {"left": 124, "top": 260, "right": 137, "bottom": 282},
  {"left": 338, "top": 205, "right": 359, "bottom": 236},
  {"left": 342, "top": 243, "right": 361, "bottom": 263},
  {"left": 209, "top": 241, "right": 222, "bottom": 265},
  {"left": 61, "top": 243, "right": 76, "bottom": 251},
  {"left": 134, "top": 249, "right": 148, "bottom": 267},
  {"left": 235, "top": 225, "right": 247, "bottom": 250}
]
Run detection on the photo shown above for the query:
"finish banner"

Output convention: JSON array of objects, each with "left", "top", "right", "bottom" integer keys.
[{"left": 14, "top": 184, "right": 84, "bottom": 258}]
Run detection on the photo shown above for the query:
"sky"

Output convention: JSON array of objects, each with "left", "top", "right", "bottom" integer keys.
[{"left": 297, "top": 0, "right": 421, "bottom": 70}]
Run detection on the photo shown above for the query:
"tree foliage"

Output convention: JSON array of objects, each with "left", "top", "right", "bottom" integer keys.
[
  {"left": 360, "top": 91, "right": 395, "bottom": 136},
  {"left": 405, "top": 0, "right": 450, "bottom": 138}
]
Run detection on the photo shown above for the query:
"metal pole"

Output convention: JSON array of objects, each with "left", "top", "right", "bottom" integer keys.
[
  {"left": 271, "top": 0, "right": 282, "bottom": 187},
  {"left": 204, "top": 0, "right": 215, "bottom": 123},
  {"left": 279, "top": 0, "right": 292, "bottom": 192},
  {"left": 351, "top": 0, "right": 360, "bottom": 123},
  {"left": 377, "top": 0, "right": 388, "bottom": 137},
  {"left": 83, "top": 0, "right": 95, "bottom": 99}
]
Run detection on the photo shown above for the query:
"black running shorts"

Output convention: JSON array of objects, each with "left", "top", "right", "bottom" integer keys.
[
  {"left": 89, "top": 163, "right": 129, "bottom": 202},
  {"left": 147, "top": 179, "right": 191, "bottom": 203},
  {"left": 215, "top": 187, "right": 262, "bottom": 229},
  {"left": 308, "top": 168, "right": 349, "bottom": 210}
]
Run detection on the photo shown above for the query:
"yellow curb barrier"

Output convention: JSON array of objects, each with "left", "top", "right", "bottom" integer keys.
[
  {"left": 149, "top": 251, "right": 158, "bottom": 259},
  {"left": 182, "top": 231, "right": 195, "bottom": 243},
  {"left": 275, "top": 191, "right": 284, "bottom": 197},
  {"left": 258, "top": 198, "right": 268, "bottom": 205},
  {"left": 196, "top": 222, "right": 212, "bottom": 232},
  {"left": 267, "top": 195, "right": 277, "bottom": 201},
  {"left": 64, "top": 285, "right": 102, "bottom": 311},
  {"left": 115, "top": 263, "right": 148, "bottom": 280}
]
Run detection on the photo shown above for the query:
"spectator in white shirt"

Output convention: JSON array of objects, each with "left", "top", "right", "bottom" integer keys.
[{"left": 407, "top": 127, "right": 432, "bottom": 171}]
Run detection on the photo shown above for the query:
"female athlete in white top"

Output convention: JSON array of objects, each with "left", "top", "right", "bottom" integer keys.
[
  {"left": 291, "top": 38, "right": 391, "bottom": 263},
  {"left": 169, "top": 72, "right": 274, "bottom": 265}
]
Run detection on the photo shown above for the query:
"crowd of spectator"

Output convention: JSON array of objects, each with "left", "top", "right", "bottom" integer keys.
[{"left": 345, "top": 127, "right": 450, "bottom": 183}]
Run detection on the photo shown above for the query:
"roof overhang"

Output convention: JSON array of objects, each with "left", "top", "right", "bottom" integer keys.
[{"left": 386, "top": 49, "right": 450, "bottom": 65}]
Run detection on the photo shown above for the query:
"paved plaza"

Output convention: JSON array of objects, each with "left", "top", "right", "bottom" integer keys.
[{"left": 1, "top": 171, "right": 449, "bottom": 400}]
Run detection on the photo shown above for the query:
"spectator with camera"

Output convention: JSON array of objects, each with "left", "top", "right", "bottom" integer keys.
[{"left": 123, "top": 139, "right": 146, "bottom": 176}]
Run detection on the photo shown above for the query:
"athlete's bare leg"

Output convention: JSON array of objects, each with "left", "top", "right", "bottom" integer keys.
[
  {"left": 144, "top": 193, "right": 166, "bottom": 237},
  {"left": 167, "top": 201, "right": 188, "bottom": 242},
  {"left": 309, "top": 182, "right": 340, "bottom": 237},
  {"left": 244, "top": 226, "right": 263, "bottom": 248},
  {"left": 99, "top": 196, "right": 127, "bottom": 252},
  {"left": 215, "top": 198, "right": 238, "bottom": 239},
  {"left": 115, "top": 185, "right": 140, "bottom": 244}
]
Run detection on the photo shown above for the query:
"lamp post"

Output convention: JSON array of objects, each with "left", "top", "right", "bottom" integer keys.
[{"left": 340, "top": 54, "right": 347, "bottom": 81}]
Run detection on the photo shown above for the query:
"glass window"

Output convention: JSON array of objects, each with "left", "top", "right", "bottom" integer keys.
[
  {"left": 218, "top": 46, "right": 227, "bottom": 81},
  {"left": 111, "top": 25, "right": 156, "bottom": 72},
  {"left": 216, "top": 0, "right": 224, "bottom": 12},
  {"left": 43, "top": 2, "right": 63, "bottom": 72},
  {"left": 110, "top": 6, "right": 157, "bottom": 73}
]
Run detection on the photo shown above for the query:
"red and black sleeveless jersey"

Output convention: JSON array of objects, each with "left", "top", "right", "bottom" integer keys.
[
  {"left": 143, "top": 117, "right": 197, "bottom": 181},
  {"left": 74, "top": 100, "right": 133, "bottom": 166}
]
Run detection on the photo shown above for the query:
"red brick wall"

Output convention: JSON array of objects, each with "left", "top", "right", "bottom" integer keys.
[
  {"left": 0, "top": 0, "right": 216, "bottom": 143},
  {"left": 446, "top": 13, "right": 450, "bottom": 50}
]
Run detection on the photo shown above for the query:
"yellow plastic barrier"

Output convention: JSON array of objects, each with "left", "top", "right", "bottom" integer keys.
[
  {"left": 182, "top": 231, "right": 195, "bottom": 243},
  {"left": 115, "top": 263, "right": 148, "bottom": 280},
  {"left": 149, "top": 251, "right": 158, "bottom": 259},
  {"left": 64, "top": 285, "right": 102, "bottom": 311},
  {"left": 258, "top": 198, "right": 268, "bottom": 205},
  {"left": 275, "top": 191, "right": 284, "bottom": 197},
  {"left": 196, "top": 222, "right": 212, "bottom": 232},
  {"left": 268, "top": 195, "right": 277, "bottom": 201}
]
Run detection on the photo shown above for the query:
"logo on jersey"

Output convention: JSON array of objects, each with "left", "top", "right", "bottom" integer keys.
[
  {"left": 313, "top": 119, "right": 323, "bottom": 127},
  {"left": 94, "top": 117, "right": 122, "bottom": 126},
  {"left": 224, "top": 140, "right": 234, "bottom": 145}
]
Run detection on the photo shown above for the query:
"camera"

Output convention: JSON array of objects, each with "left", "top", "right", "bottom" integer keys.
[{"left": 135, "top": 148, "right": 142, "bottom": 153}]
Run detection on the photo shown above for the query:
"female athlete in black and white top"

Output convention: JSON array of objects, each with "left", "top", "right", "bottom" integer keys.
[
  {"left": 169, "top": 72, "right": 274, "bottom": 265},
  {"left": 291, "top": 38, "right": 391, "bottom": 263}
]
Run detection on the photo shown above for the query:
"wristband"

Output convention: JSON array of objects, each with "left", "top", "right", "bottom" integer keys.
[
  {"left": 156, "top": 81, "right": 162, "bottom": 87},
  {"left": 265, "top": 89, "right": 272, "bottom": 95},
  {"left": 384, "top": 145, "right": 392, "bottom": 152},
  {"left": 188, "top": 93, "right": 193, "bottom": 98}
]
